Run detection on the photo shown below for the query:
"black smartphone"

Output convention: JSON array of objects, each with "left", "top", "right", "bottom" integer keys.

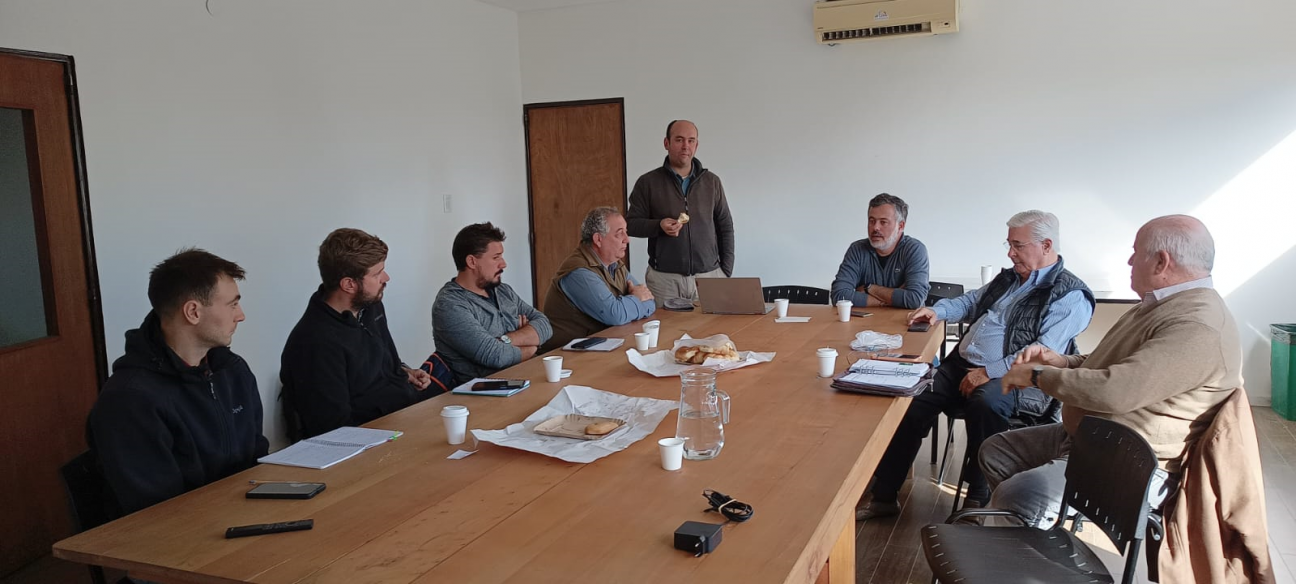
[
  {"left": 471, "top": 380, "right": 526, "bottom": 392},
  {"left": 246, "top": 482, "right": 326, "bottom": 500},
  {"left": 570, "top": 337, "right": 606, "bottom": 350},
  {"left": 907, "top": 322, "right": 931, "bottom": 333},
  {"left": 875, "top": 353, "right": 923, "bottom": 361}
]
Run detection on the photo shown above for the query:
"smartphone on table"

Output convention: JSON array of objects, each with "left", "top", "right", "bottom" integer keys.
[
  {"left": 246, "top": 482, "right": 326, "bottom": 499},
  {"left": 471, "top": 380, "right": 527, "bottom": 392}
]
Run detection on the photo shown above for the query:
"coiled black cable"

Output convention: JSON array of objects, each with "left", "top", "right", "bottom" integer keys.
[{"left": 703, "top": 489, "right": 754, "bottom": 523}]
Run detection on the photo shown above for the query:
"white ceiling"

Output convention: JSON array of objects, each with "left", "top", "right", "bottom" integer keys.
[{"left": 477, "top": 0, "right": 626, "bottom": 12}]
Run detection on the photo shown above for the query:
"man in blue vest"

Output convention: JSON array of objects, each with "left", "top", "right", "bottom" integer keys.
[{"left": 856, "top": 210, "right": 1095, "bottom": 521}]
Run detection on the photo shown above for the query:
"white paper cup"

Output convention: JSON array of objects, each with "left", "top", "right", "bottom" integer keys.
[
  {"left": 774, "top": 298, "right": 789, "bottom": 318},
  {"left": 441, "top": 405, "right": 469, "bottom": 445},
  {"left": 835, "top": 300, "right": 853, "bottom": 322},
  {"left": 543, "top": 355, "right": 563, "bottom": 383},
  {"left": 643, "top": 320, "right": 661, "bottom": 348},
  {"left": 634, "top": 332, "right": 651, "bottom": 351},
  {"left": 659, "top": 437, "right": 685, "bottom": 471},
  {"left": 981, "top": 265, "right": 994, "bottom": 286},
  {"left": 817, "top": 347, "right": 839, "bottom": 378}
]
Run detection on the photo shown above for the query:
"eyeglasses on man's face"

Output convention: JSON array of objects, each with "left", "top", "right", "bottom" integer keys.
[{"left": 1003, "top": 240, "right": 1040, "bottom": 252}]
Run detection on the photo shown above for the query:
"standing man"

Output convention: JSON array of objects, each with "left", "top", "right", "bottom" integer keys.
[
  {"left": 626, "top": 120, "right": 735, "bottom": 307},
  {"left": 856, "top": 210, "right": 1094, "bottom": 521},
  {"left": 280, "top": 228, "right": 432, "bottom": 440},
  {"left": 89, "top": 249, "right": 268, "bottom": 515},
  {"left": 989, "top": 215, "right": 1240, "bottom": 529},
  {"left": 433, "top": 222, "right": 553, "bottom": 384},
  {"left": 830, "top": 193, "right": 931, "bottom": 309},
  {"left": 542, "top": 206, "right": 655, "bottom": 352}
]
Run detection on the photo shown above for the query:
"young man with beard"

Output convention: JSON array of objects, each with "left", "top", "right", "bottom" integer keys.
[
  {"left": 433, "top": 222, "right": 552, "bottom": 384},
  {"left": 830, "top": 193, "right": 931, "bottom": 309},
  {"left": 280, "top": 228, "right": 433, "bottom": 440},
  {"left": 89, "top": 249, "right": 268, "bottom": 514}
]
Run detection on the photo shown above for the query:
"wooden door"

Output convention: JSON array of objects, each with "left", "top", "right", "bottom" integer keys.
[
  {"left": 524, "top": 99, "right": 627, "bottom": 310},
  {"left": 0, "top": 49, "right": 105, "bottom": 577}
]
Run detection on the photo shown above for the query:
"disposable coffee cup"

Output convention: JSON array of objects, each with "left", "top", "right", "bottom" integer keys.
[
  {"left": 659, "top": 437, "right": 685, "bottom": 471},
  {"left": 643, "top": 320, "right": 661, "bottom": 348},
  {"left": 774, "top": 298, "right": 790, "bottom": 318},
  {"left": 981, "top": 265, "right": 994, "bottom": 286},
  {"left": 543, "top": 355, "right": 563, "bottom": 383},
  {"left": 835, "top": 300, "right": 852, "bottom": 322},
  {"left": 441, "top": 405, "right": 469, "bottom": 445},
  {"left": 634, "top": 332, "right": 651, "bottom": 351},
  {"left": 817, "top": 347, "right": 839, "bottom": 378}
]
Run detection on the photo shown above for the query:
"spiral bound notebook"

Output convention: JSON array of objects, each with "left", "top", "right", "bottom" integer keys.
[{"left": 258, "top": 426, "right": 402, "bottom": 469}]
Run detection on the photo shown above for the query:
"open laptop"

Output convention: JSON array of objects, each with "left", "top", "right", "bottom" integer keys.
[{"left": 697, "top": 277, "right": 774, "bottom": 315}]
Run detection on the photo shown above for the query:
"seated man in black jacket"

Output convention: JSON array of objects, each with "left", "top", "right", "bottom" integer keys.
[
  {"left": 280, "top": 228, "right": 433, "bottom": 439},
  {"left": 89, "top": 249, "right": 269, "bottom": 515}
]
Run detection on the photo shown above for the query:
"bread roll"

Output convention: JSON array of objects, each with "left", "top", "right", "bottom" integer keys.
[
  {"left": 678, "top": 212, "right": 690, "bottom": 225},
  {"left": 585, "top": 421, "right": 620, "bottom": 435}
]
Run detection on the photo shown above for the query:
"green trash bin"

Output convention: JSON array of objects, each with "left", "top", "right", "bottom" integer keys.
[{"left": 1272, "top": 324, "right": 1296, "bottom": 420}]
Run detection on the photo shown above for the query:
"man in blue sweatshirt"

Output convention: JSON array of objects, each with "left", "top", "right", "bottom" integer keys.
[
  {"left": 830, "top": 193, "right": 931, "bottom": 309},
  {"left": 89, "top": 249, "right": 268, "bottom": 515}
]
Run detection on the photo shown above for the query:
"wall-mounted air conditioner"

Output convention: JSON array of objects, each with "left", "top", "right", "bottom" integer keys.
[{"left": 813, "top": 0, "right": 959, "bottom": 44}]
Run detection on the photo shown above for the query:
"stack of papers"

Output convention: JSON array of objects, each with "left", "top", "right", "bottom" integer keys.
[
  {"left": 832, "top": 359, "right": 932, "bottom": 397},
  {"left": 259, "top": 426, "right": 402, "bottom": 469}
]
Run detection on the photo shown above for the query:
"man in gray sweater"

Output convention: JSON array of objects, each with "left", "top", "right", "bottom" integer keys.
[
  {"left": 433, "top": 223, "right": 552, "bottom": 384},
  {"left": 626, "top": 120, "right": 735, "bottom": 307},
  {"left": 830, "top": 193, "right": 931, "bottom": 309}
]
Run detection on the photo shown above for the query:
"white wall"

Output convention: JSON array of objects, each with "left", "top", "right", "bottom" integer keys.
[
  {"left": 0, "top": 0, "right": 527, "bottom": 448},
  {"left": 518, "top": 0, "right": 1296, "bottom": 403}
]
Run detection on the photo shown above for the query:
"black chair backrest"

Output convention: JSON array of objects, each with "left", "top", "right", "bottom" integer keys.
[
  {"left": 926, "top": 281, "right": 964, "bottom": 307},
  {"left": 1063, "top": 416, "right": 1158, "bottom": 558},
  {"left": 761, "top": 285, "right": 830, "bottom": 305},
  {"left": 60, "top": 450, "right": 114, "bottom": 534}
]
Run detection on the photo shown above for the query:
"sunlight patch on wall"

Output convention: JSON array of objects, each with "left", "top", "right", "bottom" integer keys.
[{"left": 1194, "top": 129, "right": 1296, "bottom": 297}]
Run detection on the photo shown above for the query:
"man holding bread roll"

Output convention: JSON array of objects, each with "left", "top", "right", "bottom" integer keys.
[{"left": 626, "top": 120, "right": 735, "bottom": 307}]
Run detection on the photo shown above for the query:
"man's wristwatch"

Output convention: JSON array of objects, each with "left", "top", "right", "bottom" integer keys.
[
  {"left": 1031, "top": 365, "right": 1044, "bottom": 387},
  {"left": 499, "top": 334, "right": 512, "bottom": 345}
]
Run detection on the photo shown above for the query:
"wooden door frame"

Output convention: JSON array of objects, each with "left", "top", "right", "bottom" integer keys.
[
  {"left": 522, "top": 97, "right": 628, "bottom": 305},
  {"left": 0, "top": 47, "right": 107, "bottom": 385}
]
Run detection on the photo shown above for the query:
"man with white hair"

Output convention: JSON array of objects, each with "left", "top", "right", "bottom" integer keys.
[
  {"left": 857, "top": 210, "right": 1095, "bottom": 521},
  {"left": 541, "top": 207, "right": 655, "bottom": 352},
  {"left": 985, "top": 214, "right": 1240, "bottom": 528}
]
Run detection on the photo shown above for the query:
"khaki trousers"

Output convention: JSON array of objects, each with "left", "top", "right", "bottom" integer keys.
[{"left": 645, "top": 267, "right": 725, "bottom": 307}]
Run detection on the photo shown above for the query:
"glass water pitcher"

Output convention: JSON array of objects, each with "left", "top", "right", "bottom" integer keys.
[{"left": 676, "top": 368, "right": 731, "bottom": 460}]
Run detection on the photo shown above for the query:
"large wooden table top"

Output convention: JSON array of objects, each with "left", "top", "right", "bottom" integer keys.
[{"left": 54, "top": 305, "right": 942, "bottom": 584}]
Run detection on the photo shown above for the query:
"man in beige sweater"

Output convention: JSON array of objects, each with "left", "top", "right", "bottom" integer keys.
[{"left": 983, "top": 214, "right": 1240, "bottom": 528}]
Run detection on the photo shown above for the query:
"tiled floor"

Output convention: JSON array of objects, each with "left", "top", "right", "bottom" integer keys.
[{"left": 856, "top": 407, "right": 1295, "bottom": 584}]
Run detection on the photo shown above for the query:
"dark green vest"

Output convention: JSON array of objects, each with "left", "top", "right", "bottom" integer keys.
[{"left": 541, "top": 244, "right": 630, "bottom": 352}]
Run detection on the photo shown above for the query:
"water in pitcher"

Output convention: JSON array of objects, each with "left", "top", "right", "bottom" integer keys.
[{"left": 677, "top": 410, "right": 725, "bottom": 460}]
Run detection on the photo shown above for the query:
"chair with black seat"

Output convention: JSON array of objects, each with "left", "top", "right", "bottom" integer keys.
[
  {"left": 921, "top": 415, "right": 1163, "bottom": 584},
  {"left": 947, "top": 395, "right": 1063, "bottom": 513},
  {"left": 60, "top": 450, "right": 115, "bottom": 584},
  {"left": 761, "top": 285, "right": 830, "bottom": 305}
]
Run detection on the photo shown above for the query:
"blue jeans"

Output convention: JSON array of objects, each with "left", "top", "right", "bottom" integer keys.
[{"left": 980, "top": 423, "right": 1176, "bottom": 528}]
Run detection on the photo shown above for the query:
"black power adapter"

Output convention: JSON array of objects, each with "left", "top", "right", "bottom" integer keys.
[{"left": 673, "top": 521, "right": 723, "bottom": 557}]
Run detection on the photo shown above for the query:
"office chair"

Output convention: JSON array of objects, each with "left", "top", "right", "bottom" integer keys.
[
  {"left": 921, "top": 416, "right": 1162, "bottom": 584},
  {"left": 761, "top": 285, "right": 830, "bottom": 305}
]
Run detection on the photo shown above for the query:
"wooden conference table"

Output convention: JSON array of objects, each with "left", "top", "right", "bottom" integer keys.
[{"left": 54, "top": 305, "right": 942, "bottom": 584}]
